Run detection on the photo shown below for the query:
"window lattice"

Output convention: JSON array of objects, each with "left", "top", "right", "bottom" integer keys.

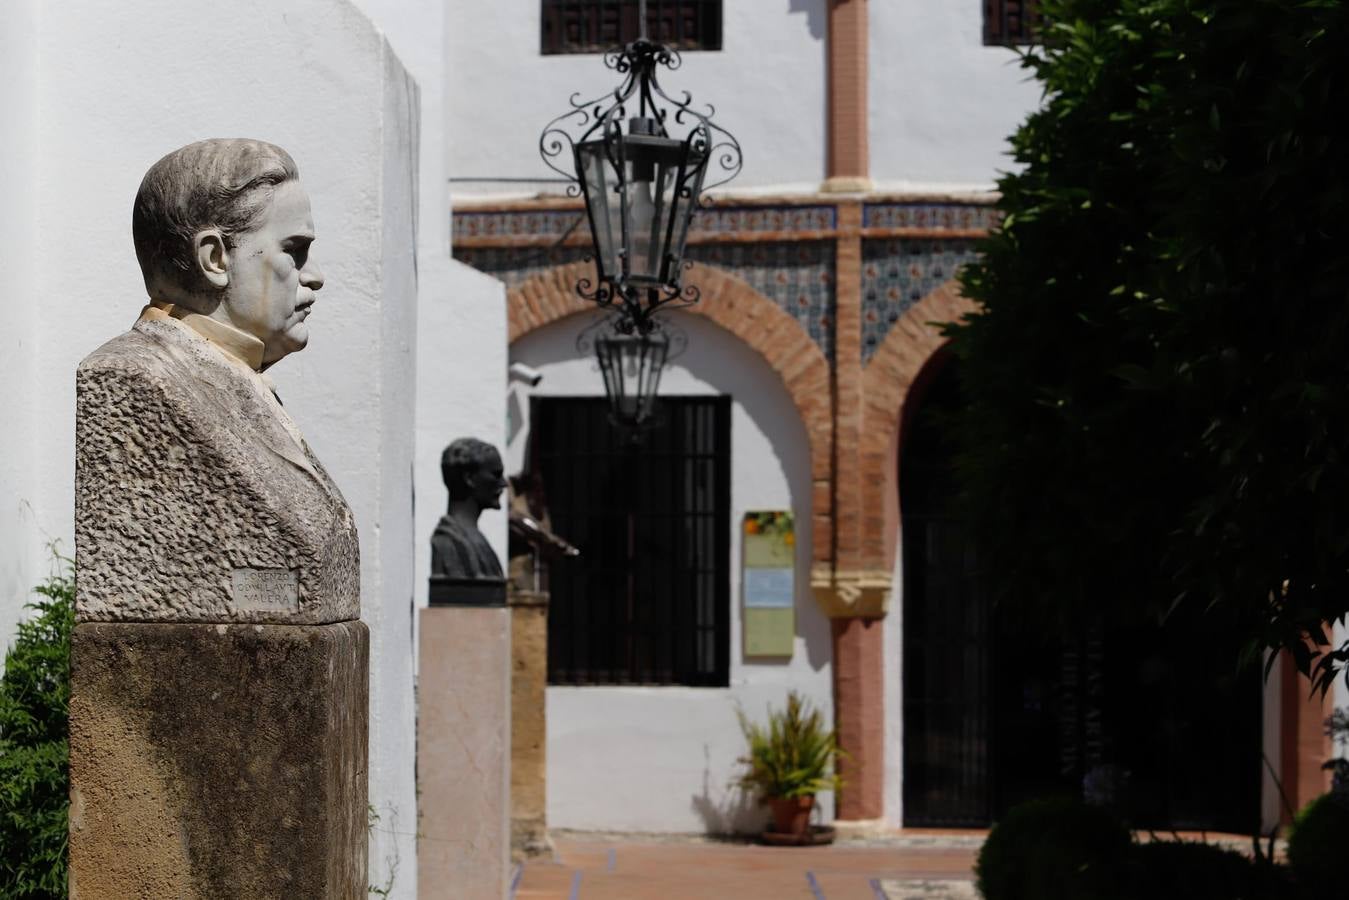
[
  {"left": 535, "top": 396, "right": 731, "bottom": 687},
  {"left": 541, "top": 0, "right": 723, "bottom": 54},
  {"left": 984, "top": 0, "right": 1043, "bottom": 45}
]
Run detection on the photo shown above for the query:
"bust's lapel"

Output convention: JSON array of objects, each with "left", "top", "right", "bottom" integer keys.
[{"left": 136, "top": 317, "right": 322, "bottom": 482}]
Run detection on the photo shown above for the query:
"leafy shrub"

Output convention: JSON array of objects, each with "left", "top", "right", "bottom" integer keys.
[
  {"left": 1127, "top": 840, "right": 1288, "bottom": 900},
  {"left": 945, "top": 0, "right": 1349, "bottom": 684},
  {"left": 734, "top": 691, "right": 840, "bottom": 800},
  {"left": 0, "top": 558, "right": 74, "bottom": 898},
  {"left": 975, "top": 797, "right": 1131, "bottom": 900},
  {"left": 1286, "top": 792, "right": 1349, "bottom": 895}
]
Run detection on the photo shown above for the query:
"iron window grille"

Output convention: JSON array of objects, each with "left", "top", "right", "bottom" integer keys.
[
  {"left": 541, "top": 0, "right": 723, "bottom": 54},
  {"left": 534, "top": 396, "right": 731, "bottom": 687},
  {"left": 983, "top": 0, "right": 1042, "bottom": 45}
]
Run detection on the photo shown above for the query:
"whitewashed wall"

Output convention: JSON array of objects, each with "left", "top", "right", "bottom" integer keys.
[
  {"left": 447, "top": 0, "right": 829, "bottom": 196},
  {"left": 350, "top": 0, "right": 510, "bottom": 600},
  {"left": 869, "top": 0, "right": 1042, "bottom": 190},
  {"left": 0, "top": 3, "right": 425, "bottom": 894},
  {"left": 0, "top": 0, "right": 43, "bottom": 652},
  {"left": 507, "top": 312, "right": 833, "bottom": 832}
]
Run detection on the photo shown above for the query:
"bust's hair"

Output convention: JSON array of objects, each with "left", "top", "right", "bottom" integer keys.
[
  {"left": 441, "top": 438, "right": 500, "bottom": 498},
  {"left": 132, "top": 138, "right": 299, "bottom": 304}
]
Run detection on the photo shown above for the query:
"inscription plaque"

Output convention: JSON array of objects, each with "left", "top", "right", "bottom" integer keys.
[{"left": 231, "top": 568, "right": 300, "bottom": 614}]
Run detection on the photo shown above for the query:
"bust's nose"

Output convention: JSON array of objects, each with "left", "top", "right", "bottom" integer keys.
[{"left": 301, "top": 256, "right": 325, "bottom": 292}]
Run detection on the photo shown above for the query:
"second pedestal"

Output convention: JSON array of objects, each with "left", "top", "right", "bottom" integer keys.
[{"left": 418, "top": 604, "right": 512, "bottom": 900}]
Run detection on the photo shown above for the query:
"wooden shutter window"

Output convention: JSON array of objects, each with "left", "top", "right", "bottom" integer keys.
[
  {"left": 984, "top": 0, "right": 1042, "bottom": 46},
  {"left": 542, "top": 0, "right": 723, "bottom": 55}
]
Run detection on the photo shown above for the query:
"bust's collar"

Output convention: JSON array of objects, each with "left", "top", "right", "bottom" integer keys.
[{"left": 140, "top": 300, "right": 265, "bottom": 372}]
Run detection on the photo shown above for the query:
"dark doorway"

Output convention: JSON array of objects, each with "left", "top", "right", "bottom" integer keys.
[
  {"left": 532, "top": 396, "right": 731, "bottom": 687},
  {"left": 900, "top": 361, "right": 1263, "bottom": 830}
]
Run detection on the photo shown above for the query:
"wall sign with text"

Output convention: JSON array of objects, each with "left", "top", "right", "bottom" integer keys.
[{"left": 742, "top": 510, "right": 795, "bottom": 658}]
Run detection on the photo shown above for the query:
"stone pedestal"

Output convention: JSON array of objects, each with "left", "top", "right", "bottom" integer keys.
[
  {"left": 69, "top": 620, "right": 368, "bottom": 899},
  {"left": 418, "top": 604, "right": 511, "bottom": 900},
  {"left": 508, "top": 587, "right": 552, "bottom": 858}
]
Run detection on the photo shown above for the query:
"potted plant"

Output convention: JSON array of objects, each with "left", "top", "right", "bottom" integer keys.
[{"left": 735, "top": 691, "right": 842, "bottom": 842}]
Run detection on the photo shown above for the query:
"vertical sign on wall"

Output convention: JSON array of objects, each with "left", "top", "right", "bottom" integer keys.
[{"left": 743, "top": 511, "right": 795, "bottom": 658}]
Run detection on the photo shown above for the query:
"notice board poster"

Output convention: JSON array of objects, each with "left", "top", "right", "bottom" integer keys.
[{"left": 743, "top": 510, "right": 795, "bottom": 658}]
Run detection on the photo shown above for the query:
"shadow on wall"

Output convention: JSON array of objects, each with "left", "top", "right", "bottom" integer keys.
[
  {"left": 784, "top": 0, "right": 829, "bottom": 178},
  {"left": 690, "top": 743, "right": 769, "bottom": 835},
  {"left": 788, "top": 0, "right": 828, "bottom": 40}
]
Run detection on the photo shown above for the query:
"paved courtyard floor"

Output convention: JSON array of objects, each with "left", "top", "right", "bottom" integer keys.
[{"left": 512, "top": 832, "right": 984, "bottom": 900}]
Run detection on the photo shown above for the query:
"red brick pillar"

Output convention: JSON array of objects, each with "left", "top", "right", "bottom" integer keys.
[
  {"left": 833, "top": 616, "right": 885, "bottom": 820},
  {"left": 825, "top": 0, "right": 871, "bottom": 192},
  {"left": 1279, "top": 654, "right": 1333, "bottom": 823},
  {"left": 824, "top": 201, "right": 887, "bottom": 821}
]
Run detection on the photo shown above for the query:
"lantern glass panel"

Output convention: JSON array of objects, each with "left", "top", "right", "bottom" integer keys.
[
  {"left": 595, "top": 331, "right": 669, "bottom": 426},
  {"left": 623, "top": 134, "right": 704, "bottom": 286},
  {"left": 577, "top": 141, "right": 620, "bottom": 280},
  {"left": 669, "top": 140, "right": 709, "bottom": 279}
]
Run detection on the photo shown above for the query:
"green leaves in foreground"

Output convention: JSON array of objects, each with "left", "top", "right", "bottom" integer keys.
[
  {"left": 944, "top": 0, "right": 1349, "bottom": 689},
  {"left": 734, "top": 691, "right": 841, "bottom": 801},
  {"left": 1, "top": 555, "right": 74, "bottom": 899}
]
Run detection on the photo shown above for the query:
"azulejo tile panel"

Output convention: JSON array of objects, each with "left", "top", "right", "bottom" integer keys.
[
  {"left": 687, "top": 242, "right": 836, "bottom": 363},
  {"left": 862, "top": 203, "right": 1000, "bottom": 232},
  {"left": 454, "top": 209, "right": 585, "bottom": 242},
  {"left": 452, "top": 245, "right": 593, "bottom": 290},
  {"left": 693, "top": 204, "right": 836, "bottom": 235},
  {"left": 860, "top": 239, "right": 981, "bottom": 364},
  {"left": 452, "top": 204, "right": 838, "bottom": 245}
]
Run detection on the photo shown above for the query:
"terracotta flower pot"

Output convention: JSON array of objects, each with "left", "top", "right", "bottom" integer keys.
[{"left": 768, "top": 795, "right": 814, "bottom": 836}]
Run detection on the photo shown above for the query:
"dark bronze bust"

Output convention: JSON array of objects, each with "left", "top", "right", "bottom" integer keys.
[{"left": 430, "top": 437, "right": 506, "bottom": 581}]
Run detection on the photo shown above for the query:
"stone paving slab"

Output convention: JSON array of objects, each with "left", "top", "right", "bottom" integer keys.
[
  {"left": 879, "top": 878, "right": 979, "bottom": 900},
  {"left": 515, "top": 835, "right": 980, "bottom": 899}
]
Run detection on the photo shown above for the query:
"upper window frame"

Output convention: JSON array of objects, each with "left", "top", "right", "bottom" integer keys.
[
  {"left": 983, "top": 0, "right": 1043, "bottom": 46},
  {"left": 541, "top": 0, "right": 724, "bottom": 56}
]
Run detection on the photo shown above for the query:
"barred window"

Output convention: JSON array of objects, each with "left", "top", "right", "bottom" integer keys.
[
  {"left": 535, "top": 396, "right": 731, "bottom": 687},
  {"left": 542, "top": 0, "right": 723, "bottom": 55},
  {"left": 984, "top": 0, "right": 1042, "bottom": 46}
]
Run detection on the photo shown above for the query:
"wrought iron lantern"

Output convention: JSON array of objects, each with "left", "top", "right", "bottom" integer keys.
[
  {"left": 596, "top": 329, "right": 668, "bottom": 429},
  {"left": 577, "top": 313, "right": 688, "bottom": 430},
  {"left": 539, "top": 2, "right": 742, "bottom": 335}
]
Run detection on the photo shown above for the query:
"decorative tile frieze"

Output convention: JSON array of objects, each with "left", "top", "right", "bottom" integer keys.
[
  {"left": 454, "top": 240, "right": 838, "bottom": 362},
  {"left": 452, "top": 204, "right": 838, "bottom": 246},
  {"left": 452, "top": 245, "right": 593, "bottom": 290},
  {"left": 455, "top": 209, "right": 586, "bottom": 242},
  {"left": 687, "top": 242, "right": 836, "bottom": 362},
  {"left": 860, "top": 239, "right": 981, "bottom": 363},
  {"left": 693, "top": 204, "right": 836, "bottom": 235},
  {"left": 862, "top": 202, "right": 1000, "bottom": 233}
]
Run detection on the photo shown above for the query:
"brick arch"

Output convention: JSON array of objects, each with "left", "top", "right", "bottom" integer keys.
[
  {"left": 858, "top": 279, "right": 977, "bottom": 571},
  {"left": 509, "top": 261, "right": 835, "bottom": 559}
]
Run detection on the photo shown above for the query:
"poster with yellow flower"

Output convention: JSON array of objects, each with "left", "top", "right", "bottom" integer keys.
[{"left": 743, "top": 510, "right": 795, "bottom": 658}]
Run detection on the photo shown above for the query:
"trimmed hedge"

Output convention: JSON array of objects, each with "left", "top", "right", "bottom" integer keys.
[
  {"left": 1286, "top": 792, "right": 1349, "bottom": 895},
  {"left": 975, "top": 798, "right": 1132, "bottom": 900},
  {"left": 1127, "top": 840, "right": 1288, "bottom": 900}
]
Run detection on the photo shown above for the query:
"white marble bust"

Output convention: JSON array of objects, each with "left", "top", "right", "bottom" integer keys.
[{"left": 75, "top": 139, "right": 359, "bottom": 624}]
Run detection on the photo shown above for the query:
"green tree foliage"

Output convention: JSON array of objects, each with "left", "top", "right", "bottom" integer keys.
[
  {"left": 945, "top": 0, "right": 1349, "bottom": 688},
  {"left": 0, "top": 557, "right": 73, "bottom": 898}
]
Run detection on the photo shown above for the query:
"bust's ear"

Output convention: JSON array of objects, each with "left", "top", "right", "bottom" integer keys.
[{"left": 194, "top": 229, "right": 230, "bottom": 289}]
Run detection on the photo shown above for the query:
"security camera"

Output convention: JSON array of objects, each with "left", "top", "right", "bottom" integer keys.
[{"left": 509, "top": 362, "right": 543, "bottom": 387}]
